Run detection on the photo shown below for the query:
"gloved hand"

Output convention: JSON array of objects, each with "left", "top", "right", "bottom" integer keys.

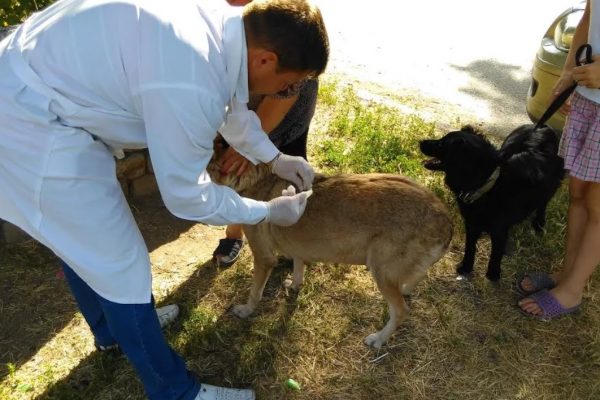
[
  {"left": 264, "top": 186, "right": 313, "bottom": 226},
  {"left": 281, "top": 185, "right": 297, "bottom": 196},
  {"left": 270, "top": 152, "right": 315, "bottom": 191}
]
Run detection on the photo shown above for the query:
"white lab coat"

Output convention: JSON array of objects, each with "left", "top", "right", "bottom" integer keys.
[{"left": 0, "top": 0, "right": 280, "bottom": 303}]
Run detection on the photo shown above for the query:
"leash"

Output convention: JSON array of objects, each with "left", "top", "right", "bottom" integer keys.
[
  {"left": 459, "top": 46, "right": 593, "bottom": 203},
  {"left": 458, "top": 167, "right": 501, "bottom": 204},
  {"left": 534, "top": 44, "right": 593, "bottom": 130}
]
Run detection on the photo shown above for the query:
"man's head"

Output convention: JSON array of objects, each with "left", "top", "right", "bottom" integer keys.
[{"left": 243, "top": 0, "right": 329, "bottom": 96}]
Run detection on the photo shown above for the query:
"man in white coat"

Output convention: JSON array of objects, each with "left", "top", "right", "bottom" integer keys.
[{"left": 0, "top": 0, "right": 329, "bottom": 399}]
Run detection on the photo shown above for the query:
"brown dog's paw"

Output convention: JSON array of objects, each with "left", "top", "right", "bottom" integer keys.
[
  {"left": 283, "top": 278, "right": 302, "bottom": 291},
  {"left": 232, "top": 304, "right": 254, "bottom": 319},
  {"left": 364, "top": 333, "right": 385, "bottom": 349}
]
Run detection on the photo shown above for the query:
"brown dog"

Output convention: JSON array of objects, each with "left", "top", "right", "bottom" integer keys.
[{"left": 208, "top": 161, "right": 452, "bottom": 348}]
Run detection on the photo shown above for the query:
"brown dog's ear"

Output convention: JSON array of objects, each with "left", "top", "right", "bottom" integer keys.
[
  {"left": 207, "top": 135, "right": 227, "bottom": 184},
  {"left": 213, "top": 135, "right": 226, "bottom": 160},
  {"left": 207, "top": 135, "right": 272, "bottom": 193}
]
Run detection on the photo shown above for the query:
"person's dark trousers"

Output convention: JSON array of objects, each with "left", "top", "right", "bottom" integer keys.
[
  {"left": 61, "top": 261, "right": 200, "bottom": 400},
  {"left": 278, "top": 129, "right": 308, "bottom": 160}
]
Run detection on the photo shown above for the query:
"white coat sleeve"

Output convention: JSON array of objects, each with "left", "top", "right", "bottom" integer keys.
[
  {"left": 137, "top": 86, "right": 269, "bottom": 226},
  {"left": 218, "top": 98, "right": 280, "bottom": 164}
]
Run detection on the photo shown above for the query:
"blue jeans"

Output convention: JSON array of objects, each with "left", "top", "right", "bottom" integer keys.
[{"left": 61, "top": 261, "right": 200, "bottom": 400}]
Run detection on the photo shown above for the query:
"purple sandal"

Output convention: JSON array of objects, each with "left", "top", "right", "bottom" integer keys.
[{"left": 519, "top": 289, "right": 581, "bottom": 321}]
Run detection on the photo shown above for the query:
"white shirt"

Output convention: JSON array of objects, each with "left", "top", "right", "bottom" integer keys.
[
  {"left": 0, "top": 0, "right": 285, "bottom": 303},
  {"left": 9, "top": 0, "right": 279, "bottom": 226}
]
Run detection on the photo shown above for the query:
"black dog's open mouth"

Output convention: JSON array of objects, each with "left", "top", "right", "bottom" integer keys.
[{"left": 422, "top": 158, "right": 443, "bottom": 170}]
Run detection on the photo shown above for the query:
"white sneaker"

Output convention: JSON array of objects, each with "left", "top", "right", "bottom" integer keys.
[
  {"left": 156, "top": 304, "right": 179, "bottom": 328},
  {"left": 97, "top": 304, "right": 179, "bottom": 354},
  {"left": 194, "top": 383, "right": 255, "bottom": 400}
]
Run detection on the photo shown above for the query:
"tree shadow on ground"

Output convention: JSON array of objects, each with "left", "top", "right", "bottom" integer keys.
[
  {"left": 0, "top": 192, "right": 195, "bottom": 383},
  {"left": 35, "top": 257, "right": 304, "bottom": 399},
  {"left": 0, "top": 188, "right": 308, "bottom": 399},
  {"left": 451, "top": 59, "right": 533, "bottom": 137}
]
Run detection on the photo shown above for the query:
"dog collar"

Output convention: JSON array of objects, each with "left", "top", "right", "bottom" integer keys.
[{"left": 458, "top": 167, "right": 501, "bottom": 204}]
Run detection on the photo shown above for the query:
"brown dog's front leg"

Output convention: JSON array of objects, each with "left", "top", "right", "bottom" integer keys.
[{"left": 232, "top": 256, "right": 276, "bottom": 319}]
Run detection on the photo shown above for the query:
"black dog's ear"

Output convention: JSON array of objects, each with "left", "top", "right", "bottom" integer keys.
[
  {"left": 461, "top": 125, "right": 478, "bottom": 134},
  {"left": 462, "top": 124, "right": 486, "bottom": 135}
]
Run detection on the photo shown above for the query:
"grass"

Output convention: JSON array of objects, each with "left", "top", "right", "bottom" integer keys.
[{"left": 2, "top": 77, "right": 600, "bottom": 400}]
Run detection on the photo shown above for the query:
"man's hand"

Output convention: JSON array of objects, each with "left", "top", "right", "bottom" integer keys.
[
  {"left": 270, "top": 153, "right": 315, "bottom": 190},
  {"left": 264, "top": 187, "right": 313, "bottom": 226},
  {"left": 221, "top": 147, "right": 250, "bottom": 176}
]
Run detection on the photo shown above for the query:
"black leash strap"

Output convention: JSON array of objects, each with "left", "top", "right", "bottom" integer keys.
[
  {"left": 535, "top": 44, "right": 593, "bottom": 129},
  {"left": 534, "top": 84, "right": 576, "bottom": 129}
]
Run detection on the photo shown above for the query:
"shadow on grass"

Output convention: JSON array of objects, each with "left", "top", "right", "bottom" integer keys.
[
  {"left": 35, "top": 257, "right": 303, "bottom": 399},
  {"left": 0, "top": 193, "right": 195, "bottom": 383},
  {"left": 0, "top": 186, "right": 322, "bottom": 398},
  {"left": 35, "top": 258, "right": 218, "bottom": 399}
]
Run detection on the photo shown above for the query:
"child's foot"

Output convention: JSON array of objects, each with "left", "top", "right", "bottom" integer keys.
[
  {"left": 518, "top": 287, "right": 581, "bottom": 318},
  {"left": 515, "top": 271, "right": 557, "bottom": 295}
]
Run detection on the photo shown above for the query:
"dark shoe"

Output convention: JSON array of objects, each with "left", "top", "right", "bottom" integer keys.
[
  {"left": 515, "top": 271, "right": 556, "bottom": 296},
  {"left": 213, "top": 238, "right": 244, "bottom": 267}
]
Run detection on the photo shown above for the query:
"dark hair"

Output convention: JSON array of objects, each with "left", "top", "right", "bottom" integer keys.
[{"left": 243, "top": 0, "right": 329, "bottom": 76}]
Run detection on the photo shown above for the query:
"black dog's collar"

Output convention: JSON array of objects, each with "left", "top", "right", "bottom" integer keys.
[{"left": 458, "top": 167, "right": 501, "bottom": 204}]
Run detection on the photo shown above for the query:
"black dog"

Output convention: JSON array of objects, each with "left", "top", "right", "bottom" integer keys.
[{"left": 419, "top": 124, "right": 564, "bottom": 281}]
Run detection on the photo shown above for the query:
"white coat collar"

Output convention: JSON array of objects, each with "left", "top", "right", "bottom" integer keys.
[{"left": 222, "top": 10, "right": 249, "bottom": 104}]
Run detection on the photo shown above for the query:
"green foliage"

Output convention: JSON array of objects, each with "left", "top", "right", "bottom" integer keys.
[
  {"left": 0, "top": 0, "right": 55, "bottom": 27},
  {"left": 314, "top": 81, "right": 436, "bottom": 178}
]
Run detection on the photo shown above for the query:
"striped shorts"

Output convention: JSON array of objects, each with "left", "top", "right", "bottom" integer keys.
[{"left": 559, "top": 92, "right": 600, "bottom": 183}]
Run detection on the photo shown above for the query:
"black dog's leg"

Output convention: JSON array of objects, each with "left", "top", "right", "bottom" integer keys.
[
  {"left": 457, "top": 225, "right": 481, "bottom": 277},
  {"left": 486, "top": 228, "right": 509, "bottom": 281},
  {"left": 532, "top": 203, "right": 548, "bottom": 234}
]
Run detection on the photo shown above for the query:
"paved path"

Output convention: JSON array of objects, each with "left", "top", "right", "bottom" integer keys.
[{"left": 313, "top": 0, "right": 575, "bottom": 136}]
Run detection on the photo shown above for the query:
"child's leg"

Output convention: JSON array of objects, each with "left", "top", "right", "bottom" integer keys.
[
  {"left": 556, "top": 177, "right": 590, "bottom": 281},
  {"left": 519, "top": 177, "right": 589, "bottom": 292},
  {"left": 226, "top": 224, "right": 244, "bottom": 239},
  {"left": 520, "top": 180, "right": 600, "bottom": 314}
]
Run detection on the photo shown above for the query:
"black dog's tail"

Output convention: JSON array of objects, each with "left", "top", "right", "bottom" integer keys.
[{"left": 499, "top": 125, "right": 564, "bottom": 184}]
